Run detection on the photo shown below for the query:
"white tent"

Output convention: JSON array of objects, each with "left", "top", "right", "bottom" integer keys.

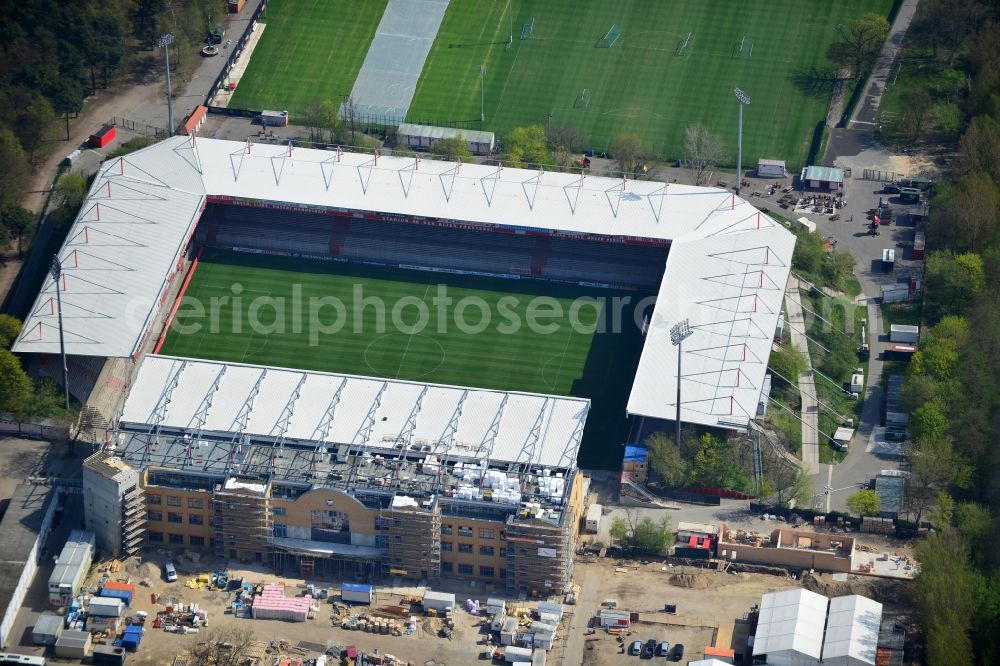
[
  {"left": 752, "top": 588, "right": 828, "bottom": 665},
  {"left": 822, "top": 595, "right": 882, "bottom": 665}
]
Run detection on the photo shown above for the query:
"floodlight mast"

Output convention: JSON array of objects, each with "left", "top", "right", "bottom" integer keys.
[
  {"left": 480, "top": 65, "right": 487, "bottom": 122},
  {"left": 49, "top": 256, "right": 70, "bottom": 411},
  {"left": 734, "top": 87, "right": 750, "bottom": 195},
  {"left": 670, "top": 319, "right": 693, "bottom": 449},
  {"left": 157, "top": 34, "right": 175, "bottom": 136}
]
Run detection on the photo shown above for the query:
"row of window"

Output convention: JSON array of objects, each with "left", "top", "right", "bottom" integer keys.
[
  {"left": 440, "top": 525, "right": 498, "bottom": 539},
  {"left": 147, "top": 511, "right": 205, "bottom": 525},
  {"left": 147, "top": 495, "right": 204, "bottom": 509},
  {"left": 147, "top": 532, "right": 207, "bottom": 547},
  {"left": 441, "top": 562, "right": 499, "bottom": 577},
  {"left": 440, "top": 542, "right": 500, "bottom": 556}
]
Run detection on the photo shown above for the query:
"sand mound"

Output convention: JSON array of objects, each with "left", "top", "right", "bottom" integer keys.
[{"left": 668, "top": 573, "right": 713, "bottom": 589}]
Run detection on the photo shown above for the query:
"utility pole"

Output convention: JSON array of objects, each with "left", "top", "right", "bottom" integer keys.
[
  {"left": 670, "top": 319, "right": 693, "bottom": 450},
  {"left": 480, "top": 65, "right": 487, "bottom": 122},
  {"left": 49, "top": 257, "right": 70, "bottom": 411},
  {"left": 734, "top": 87, "right": 750, "bottom": 196},
  {"left": 157, "top": 33, "right": 175, "bottom": 136}
]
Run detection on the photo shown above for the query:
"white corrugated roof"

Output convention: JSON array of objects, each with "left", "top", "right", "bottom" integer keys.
[
  {"left": 823, "top": 595, "right": 882, "bottom": 665},
  {"left": 13, "top": 139, "right": 206, "bottom": 357},
  {"left": 118, "top": 355, "right": 588, "bottom": 469},
  {"left": 15, "top": 136, "right": 794, "bottom": 429},
  {"left": 753, "top": 588, "right": 828, "bottom": 660}
]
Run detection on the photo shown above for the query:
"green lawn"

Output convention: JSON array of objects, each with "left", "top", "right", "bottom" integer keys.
[
  {"left": 159, "top": 250, "right": 647, "bottom": 469},
  {"left": 406, "top": 0, "right": 892, "bottom": 166},
  {"left": 229, "top": 0, "right": 388, "bottom": 115}
]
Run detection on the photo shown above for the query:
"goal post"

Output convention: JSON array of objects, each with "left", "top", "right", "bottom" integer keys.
[
  {"left": 598, "top": 24, "right": 621, "bottom": 48},
  {"left": 736, "top": 35, "right": 753, "bottom": 59},
  {"left": 675, "top": 31, "right": 692, "bottom": 56},
  {"left": 520, "top": 17, "right": 534, "bottom": 40},
  {"left": 575, "top": 89, "right": 591, "bottom": 109}
]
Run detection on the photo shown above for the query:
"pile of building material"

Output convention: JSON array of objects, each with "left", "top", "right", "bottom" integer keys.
[{"left": 252, "top": 584, "right": 312, "bottom": 622}]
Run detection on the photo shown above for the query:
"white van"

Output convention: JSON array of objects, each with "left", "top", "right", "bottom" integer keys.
[{"left": 164, "top": 562, "right": 177, "bottom": 582}]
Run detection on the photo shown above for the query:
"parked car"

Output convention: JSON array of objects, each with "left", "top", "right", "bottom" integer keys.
[
  {"left": 673, "top": 644, "right": 685, "bottom": 661},
  {"left": 629, "top": 640, "right": 643, "bottom": 656},
  {"left": 656, "top": 642, "right": 671, "bottom": 657},
  {"left": 642, "top": 639, "right": 657, "bottom": 658},
  {"left": 882, "top": 184, "right": 901, "bottom": 194},
  {"left": 885, "top": 427, "right": 908, "bottom": 442},
  {"left": 164, "top": 561, "right": 177, "bottom": 582}
]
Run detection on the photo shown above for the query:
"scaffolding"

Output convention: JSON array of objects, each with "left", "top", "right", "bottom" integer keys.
[
  {"left": 382, "top": 502, "right": 441, "bottom": 583},
  {"left": 212, "top": 480, "right": 271, "bottom": 563},
  {"left": 120, "top": 483, "right": 146, "bottom": 557},
  {"left": 504, "top": 513, "right": 575, "bottom": 596}
]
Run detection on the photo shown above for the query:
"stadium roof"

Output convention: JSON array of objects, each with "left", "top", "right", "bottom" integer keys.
[
  {"left": 118, "top": 354, "right": 588, "bottom": 470},
  {"left": 15, "top": 136, "right": 794, "bottom": 429},
  {"left": 823, "top": 595, "right": 882, "bottom": 665},
  {"left": 753, "top": 588, "right": 828, "bottom": 660}
]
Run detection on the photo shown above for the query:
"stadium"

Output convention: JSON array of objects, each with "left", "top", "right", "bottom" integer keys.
[{"left": 16, "top": 136, "right": 793, "bottom": 592}]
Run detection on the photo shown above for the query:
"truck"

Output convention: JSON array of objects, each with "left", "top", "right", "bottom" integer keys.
[
  {"left": 585, "top": 504, "right": 602, "bottom": 533},
  {"left": 889, "top": 324, "right": 919, "bottom": 344}
]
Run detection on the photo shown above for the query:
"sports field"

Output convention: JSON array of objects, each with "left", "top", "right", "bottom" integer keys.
[
  {"left": 228, "top": 0, "right": 387, "bottom": 115},
  {"left": 406, "top": 0, "right": 892, "bottom": 166},
  {"left": 160, "top": 251, "right": 647, "bottom": 468}
]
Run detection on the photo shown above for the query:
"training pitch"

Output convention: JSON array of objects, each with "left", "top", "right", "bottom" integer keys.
[
  {"left": 406, "top": 0, "right": 890, "bottom": 165},
  {"left": 228, "top": 0, "right": 388, "bottom": 116},
  {"left": 159, "top": 251, "right": 647, "bottom": 468}
]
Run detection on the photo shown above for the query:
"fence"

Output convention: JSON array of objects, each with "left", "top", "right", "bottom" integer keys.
[
  {"left": 108, "top": 117, "right": 167, "bottom": 139},
  {"left": 862, "top": 168, "right": 906, "bottom": 182},
  {"left": 0, "top": 418, "right": 69, "bottom": 441}
]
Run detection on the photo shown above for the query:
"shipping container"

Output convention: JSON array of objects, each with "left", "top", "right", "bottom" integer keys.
[
  {"left": 912, "top": 231, "right": 925, "bottom": 260},
  {"left": 889, "top": 325, "right": 919, "bottom": 344},
  {"left": 89, "top": 125, "right": 116, "bottom": 149},
  {"left": 54, "top": 630, "right": 92, "bottom": 659},
  {"left": 422, "top": 590, "right": 455, "bottom": 613},
  {"left": 100, "top": 588, "right": 133, "bottom": 607},
  {"left": 87, "top": 597, "right": 124, "bottom": 618},
  {"left": 341, "top": 584, "right": 373, "bottom": 604},
  {"left": 91, "top": 644, "right": 127, "bottom": 665},
  {"left": 504, "top": 647, "right": 532, "bottom": 662},
  {"left": 259, "top": 110, "right": 289, "bottom": 127}
]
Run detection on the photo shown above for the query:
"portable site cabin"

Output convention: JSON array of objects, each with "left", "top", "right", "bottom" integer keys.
[
  {"left": 584, "top": 504, "right": 602, "bottom": 533},
  {"left": 55, "top": 630, "right": 92, "bottom": 659},
  {"left": 49, "top": 530, "right": 95, "bottom": 606},
  {"left": 259, "top": 110, "right": 289, "bottom": 127},
  {"left": 422, "top": 590, "right": 455, "bottom": 613},
  {"left": 881, "top": 249, "right": 895, "bottom": 272},
  {"left": 32, "top": 614, "right": 63, "bottom": 646},
  {"left": 504, "top": 647, "right": 533, "bottom": 662},
  {"left": 396, "top": 123, "right": 495, "bottom": 156},
  {"left": 913, "top": 231, "right": 926, "bottom": 260},
  {"left": 757, "top": 159, "right": 786, "bottom": 178},
  {"left": 833, "top": 427, "right": 855, "bottom": 452},
  {"left": 341, "top": 583, "right": 373, "bottom": 604},
  {"left": 889, "top": 325, "right": 919, "bottom": 344}
]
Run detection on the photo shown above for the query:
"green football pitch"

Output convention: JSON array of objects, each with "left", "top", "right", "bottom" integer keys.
[
  {"left": 406, "top": 0, "right": 891, "bottom": 166},
  {"left": 159, "top": 250, "right": 648, "bottom": 468},
  {"left": 228, "top": 0, "right": 388, "bottom": 116}
]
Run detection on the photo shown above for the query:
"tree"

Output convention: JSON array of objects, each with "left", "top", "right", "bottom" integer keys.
[
  {"left": 923, "top": 252, "right": 987, "bottom": 321},
  {"left": 633, "top": 515, "right": 673, "bottom": 554},
  {"left": 901, "top": 88, "right": 933, "bottom": 142},
  {"left": 959, "top": 115, "right": 1000, "bottom": 181},
  {"left": 683, "top": 123, "right": 725, "bottom": 185},
  {"left": 846, "top": 489, "right": 881, "bottom": 516},
  {"left": 189, "top": 627, "right": 256, "bottom": 666},
  {"left": 17, "top": 96, "right": 56, "bottom": 162},
  {"left": 47, "top": 78, "right": 84, "bottom": 141},
  {"left": 546, "top": 123, "right": 587, "bottom": 152},
  {"left": 0, "top": 315, "right": 22, "bottom": 349},
  {"left": 826, "top": 13, "right": 890, "bottom": 80},
  {"left": 791, "top": 226, "right": 825, "bottom": 274},
  {"left": 929, "top": 175, "right": 1000, "bottom": 252},
  {"left": 2, "top": 205, "right": 34, "bottom": 256},
  {"left": 905, "top": 436, "right": 973, "bottom": 525},
  {"left": 907, "top": 0, "right": 982, "bottom": 63},
  {"left": 913, "top": 530, "right": 975, "bottom": 665},
  {"left": 430, "top": 136, "right": 472, "bottom": 161},
  {"left": 820, "top": 249, "right": 856, "bottom": 291},
  {"left": 0, "top": 349, "right": 33, "bottom": 414},
  {"left": 609, "top": 133, "right": 644, "bottom": 175},
  {"left": 505, "top": 125, "right": 550, "bottom": 167},
  {"left": 645, "top": 431, "right": 687, "bottom": 487},
  {"left": 910, "top": 403, "right": 948, "bottom": 443},
  {"left": 688, "top": 432, "right": 749, "bottom": 490},
  {"left": 0, "top": 131, "right": 30, "bottom": 208},
  {"left": 609, "top": 516, "right": 629, "bottom": 548}
]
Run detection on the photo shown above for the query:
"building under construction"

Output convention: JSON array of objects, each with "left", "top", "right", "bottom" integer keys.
[{"left": 95, "top": 355, "right": 586, "bottom": 594}]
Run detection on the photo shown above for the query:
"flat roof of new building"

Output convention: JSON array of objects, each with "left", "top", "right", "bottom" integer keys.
[
  {"left": 802, "top": 165, "right": 845, "bottom": 183},
  {"left": 823, "top": 594, "right": 883, "bottom": 665},
  {"left": 753, "top": 588, "right": 828, "bottom": 659},
  {"left": 118, "top": 354, "right": 588, "bottom": 470},
  {"left": 0, "top": 484, "right": 53, "bottom": 623},
  {"left": 15, "top": 136, "right": 794, "bottom": 430}
]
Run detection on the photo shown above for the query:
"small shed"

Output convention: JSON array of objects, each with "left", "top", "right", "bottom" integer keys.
[
  {"left": 598, "top": 607, "right": 630, "bottom": 628},
  {"left": 259, "top": 110, "right": 289, "bottom": 127},
  {"left": 341, "top": 583, "right": 373, "bottom": 604},
  {"left": 486, "top": 597, "right": 506, "bottom": 616},
  {"left": 912, "top": 231, "right": 926, "bottom": 260},
  {"left": 500, "top": 616, "right": 519, "bottom": 645},
  {"left": 422, "top": 590, "right": 455, "bottom": 613},
  {"left": 881, "top": 248, "right": 895, "bottom": 271},
  {"left": 850, "top": 372, "right": 864, "bottom": 395},
  {"left": 396, "top": 122, "right": 495, "bottom": 156},
  {"left": 833, "top": 427, "right": 855, "bottom": 452},
  {"left": 536, "top": 601, "right": 564, "bottom": 622},
  {"left": 800, "top": 165, "right": 845, "bottom": 191},
  {"left": 33, "top": 613, "right": 64, "bottom": 645},
  {"left": 55, "top": 629, "right": 93, "bottom": 659},
  {"left": 757, "top": 159, "right": 786, "bottom": 178},
  {"left": 796, "top": 217, "right": 817, "bottom": 233}
]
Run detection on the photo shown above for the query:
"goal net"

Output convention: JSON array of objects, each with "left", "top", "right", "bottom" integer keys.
[
  {"left": 575, "top": 89, "right": 591, "bottom": 108},
  {"left": 675, "top": 31, "right": 692, "bottom": 56},
  {"left": 736, "top": 36, "right": 753, "bottom": 59},
  {"left": 520, "top": 17, "right": 534, "bottom": 40},
  {"left": 598, "top": 24, "right": 621, "bottom": 48}
]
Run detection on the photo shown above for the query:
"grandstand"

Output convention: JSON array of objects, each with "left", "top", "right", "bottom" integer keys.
[{"left": 13, "top": 136, "right": 793, "bottom": 587}]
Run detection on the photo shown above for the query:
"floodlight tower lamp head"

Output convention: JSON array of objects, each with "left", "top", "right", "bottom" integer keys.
[
  {"left": 670, "top": 319, "right": 693, "bottom": 345},
  {"left": 734, "top": 87, "right": 751, "bottom": 106},
  {"left": 49, "top": 256, "right": 62, "bottom": 280},
  {"left": 157, "top": 33, "right": 174, "bottom": 48}
]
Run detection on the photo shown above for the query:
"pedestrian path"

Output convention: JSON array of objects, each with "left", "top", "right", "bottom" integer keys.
[{"left": 784, "top": 277, "right": 820, "bottom": 475}]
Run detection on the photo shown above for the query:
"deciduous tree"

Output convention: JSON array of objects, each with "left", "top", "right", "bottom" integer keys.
[
  {"left": 645, "top": 431, "right": 687, "bottom": 487},
  {"left": 505, "top": 125, "right": 550, "bottom": 168},
  {"left": 0, "top": 349, "right": 33, "bottom": 414},
  {"left": 683, "top": 123, "right": 725, "bottom": 185},
  {"left": 826, "top": 13, "right": 890, "bottom": 80},
  {"left": 610, "top": 133, "right": 644, "bottom": 176},
  {"left": 430, "top": 136, "right": 472, "bottom": 161},
  {"left": 846, "top": 488, "right": 881, "bottom": 516}
]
